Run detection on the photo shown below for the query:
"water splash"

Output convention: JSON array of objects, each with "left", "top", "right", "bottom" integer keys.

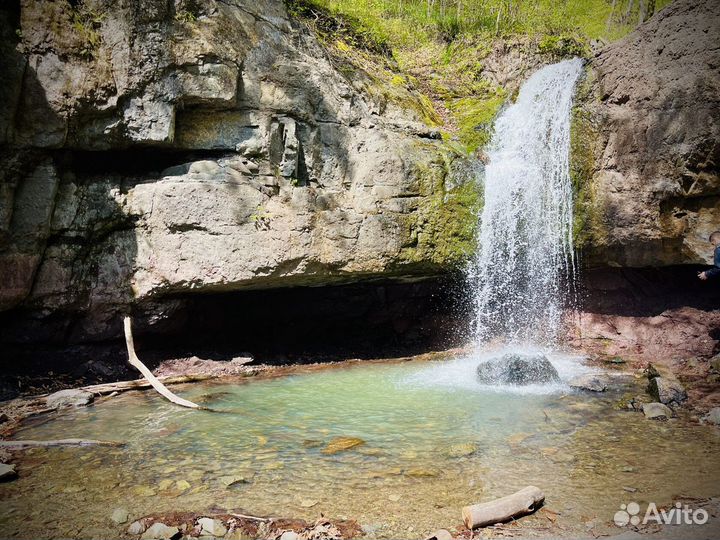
[{"left": 471, "top": 58, "right": 584, "bottom": 346}]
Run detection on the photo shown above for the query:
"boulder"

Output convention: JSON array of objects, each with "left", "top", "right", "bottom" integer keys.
[
  {"left": 647, "top": 376, "right": 687, "bottom": 407},
  {"left": 45, "top": 389, "right": 93, "bottom": 409},
  {"left": 476, "top": 353, "right": 560, "bottom": 385},
  {"left": 568, "top": 374, "right": 608, "bottom": 392},
  {"left": 127, "top": 521, "right": 146, "bottom": 535},
  {"left": 642, "top": 402, "right": 673, "bottom": 420}
]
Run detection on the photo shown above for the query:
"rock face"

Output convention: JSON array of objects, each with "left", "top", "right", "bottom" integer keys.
[
  {"left": 476, "top": 353, "right": 560, "bottom": 385},
  {"left": 0, "top": 0, "right": 479, "bottom": 343},
  {"left": 578, "top": 0, "right": 720, "bottom": 266}
]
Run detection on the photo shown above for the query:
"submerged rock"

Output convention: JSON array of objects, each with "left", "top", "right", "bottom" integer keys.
[
  {"left": 111, "top": 508, "right": 129, "bottom": 524},
  {"left": 447, "top": 442, "right": 480, "bottom": 458},
  {"left": 476, "top": 353, "right": 560, "bottom": 385},
  {"left": 569, "top": 374, "right": 608, "bottom": 392},
  {"left": 642, "top": 402, "right": 673, "bottom": 420},
  {"left": 45, "top": 389, "right": 93, "bottom": 409},
  {"left": 321, "top": 437, "right": 365, "bottom": 455}
]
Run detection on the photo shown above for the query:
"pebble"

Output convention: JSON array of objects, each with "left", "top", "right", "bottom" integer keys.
[
  {"left": 702, "top": 407, "right": 720, "bottom": 425},
  {"left": 447, "top": 442, "right": 479, "bottom": 458},
  {"left": 111, "top": 507, "right": 129, "bottom": 524},
  {"left": 198, "top": 517, "right": 227, "bottom": 537},
  {"left": 280, "top": 532, "right": 299, "bottom": 540},
  {"left": 127, "top": 520, "right": 146, "bottom": 535},
  {"left": 622, "top": 486, "right": 638, "bottom": 493},
  {"left": 321, "top": 436, "right": 365, "bottom": 455},
  {"left": 0, "top": 463, "right": 17, "bottom": 481},
  {"left": 140, "top": 522, "right": 179, "bottom": 540},
  {"left": 425, "top": 530, "right": 453, "bottom": 540}
]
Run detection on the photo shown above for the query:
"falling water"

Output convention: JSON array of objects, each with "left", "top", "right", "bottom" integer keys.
[{"left": 472, "top": 58, "right": 584, "bottom": 346}]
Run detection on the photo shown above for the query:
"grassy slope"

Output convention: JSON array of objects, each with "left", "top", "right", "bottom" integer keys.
[{"left": 289, "top": 0, "right": 671, "bottom": 153}]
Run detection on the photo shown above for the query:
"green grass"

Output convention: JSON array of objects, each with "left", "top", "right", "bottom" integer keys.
[{"left": 296, "top": 0, "right": 674, "bottom": 51}]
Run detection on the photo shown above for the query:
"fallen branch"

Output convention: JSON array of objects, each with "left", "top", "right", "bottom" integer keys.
[
  {"left": 124, "top": 317, "right": 202, "bottom": 410},
  {"left": 0, "top": 438, "right": 125, "bottom": 449},
  {"left": 227, "top": 513, "right": 271, "bottom": 522},
  {"left": 82, "top": 374, "right": 216, "bottom": 396},
  {"left": 462, "top": 486, "right": 545, "bottom": 529}
]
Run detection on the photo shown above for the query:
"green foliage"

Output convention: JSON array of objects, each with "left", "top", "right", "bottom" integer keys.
[
  {"left": 174, "top": 10, "right": 197, "bottom": 23},
  {"left": 293, "top": 0, "right": 672, "bottom": 50},
  {"left": 69, "top": 1, "right": 105, "bottom": 59},
  {"left": 538, "top": 35, "right": 588, "bottom": 59}
]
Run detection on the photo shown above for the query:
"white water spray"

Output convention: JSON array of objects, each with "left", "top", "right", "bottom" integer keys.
[{"left": 472, "top": 58, "right": 584, "bottom": 346}]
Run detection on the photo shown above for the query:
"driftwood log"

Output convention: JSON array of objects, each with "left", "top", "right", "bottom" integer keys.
[
  {"left": 123, "top": 317, "right": 202, "bottom": 410},
  {"left": 83, "top": 374, "right": 216, "bottom": 396},
  {"left": 0, "top": 438, "right": 125, "bottom": 449},
  {"left": 462, "top": 486, "right": 545, "bottom": 529}
]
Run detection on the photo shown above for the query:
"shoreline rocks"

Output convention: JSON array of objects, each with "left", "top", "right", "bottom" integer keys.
[{"left": 642, "top": 402, "right": 674, "bottom": 420}]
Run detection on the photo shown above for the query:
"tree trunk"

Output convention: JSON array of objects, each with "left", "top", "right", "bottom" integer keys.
[{"left": 462, "top": 486, "right": 545, "bottom": 529}]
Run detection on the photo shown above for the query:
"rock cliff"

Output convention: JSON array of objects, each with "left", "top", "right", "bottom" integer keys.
[
  {"left": 0, "top": 0, "right": 479, "bottom": 341},
  {"left": 576, "top": 0, "right": 720, "bottom": 267}
]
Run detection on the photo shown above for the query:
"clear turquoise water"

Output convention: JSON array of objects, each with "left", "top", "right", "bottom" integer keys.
[{"left": 2, "top": 353, "right": 720, "bottom": 539}]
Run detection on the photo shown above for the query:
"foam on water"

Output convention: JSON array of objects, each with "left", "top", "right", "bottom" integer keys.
[{"left": 402, "top": 346, "right": 595, "bottom": 395}]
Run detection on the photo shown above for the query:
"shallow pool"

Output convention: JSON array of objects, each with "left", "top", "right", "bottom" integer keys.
[{"left": 2, "top": 350, "right": 720, "bottom": 538}]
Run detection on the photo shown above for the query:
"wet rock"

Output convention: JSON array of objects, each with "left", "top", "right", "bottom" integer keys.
[
  {"left": 198, "top": 517, "right": 226, "bottom": 537},
  {"left": 140, "top": 522, "right": 180, "bottom": 540},
  {"left": 702, "top": 407, "right": 720, "bottom": 425},
  {"left": 569, "top": 374, "right": 608, "bottom": 392},
  {"left": 0, "top": 463, "right": 17, "bottom": 481},
  {"left": 647, "top": 376, "right": 687, "bottom": 407},
  {"left": 405, "top": 467, "right": 439, "bottom": 478},
  {"left": 321, "top": 437, "right": 365, "bottom": 455},
  {"left": 425, "top": 530, "right": 453, "bottom": 540},
  {"left": 127, "top": 520, "right": 146, "bottom": 535},
  {"left": 476, "top": 353, "right": 560, "bottom": 385},
  {"left": 219, "top": 475, "right": 248, "bottom": 488},
  {"left": 45, "top": 389, "right": 93, "bottom": 409},
  {"left": 642, "top": 402, "right": 673, "bottom": 420},
  {"left": 111, "top": 507, "right": 129, "bottom": 524},
  {"left": 447, "top": 442, "right": 480, "bottom": 458}
]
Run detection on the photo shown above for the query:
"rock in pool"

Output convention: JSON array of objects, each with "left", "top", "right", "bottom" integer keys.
[
  {"left": 321, "top": 436, "right": 365, "bottom": 455},
  {"left": 476, "top": 353, "right": 560, "bottom": 385},
  {"left": 46, "top": 389, "right": 94, "bottom": 409},
  {"left": 642, "top": 402, "right": 673, "bottom": 420},
  {"left": 569, "top": 374, "right": 608, "bottom": 392}
]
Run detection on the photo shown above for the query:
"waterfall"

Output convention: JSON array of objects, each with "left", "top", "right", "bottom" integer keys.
[{"left": 472, "top": 58, "right": 584, "bottom": 346}]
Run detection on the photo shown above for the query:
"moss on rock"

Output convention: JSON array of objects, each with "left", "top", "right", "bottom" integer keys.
[
  {"left": 569, "top": 66, "right": 605, "bottom": 249},
  {"left": 399, "top": 144, "right": 483, "bottom": 269}
]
